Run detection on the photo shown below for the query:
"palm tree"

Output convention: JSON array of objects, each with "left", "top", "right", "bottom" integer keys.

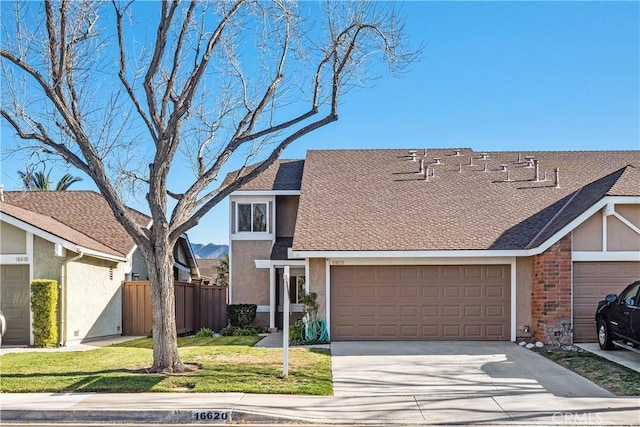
[{"left": 18, "top": 170, "right": 82, "bottom": 191}]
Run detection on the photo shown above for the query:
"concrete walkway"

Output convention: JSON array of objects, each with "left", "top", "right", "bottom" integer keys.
[
  {"left": 0, "top": 335, "right": 145, "bottom": 355},
  {"left": 576, "top": 343, "right": 640, "bottom": 373}
]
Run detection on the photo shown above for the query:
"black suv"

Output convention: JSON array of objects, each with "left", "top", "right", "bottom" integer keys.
[{"left": 595, "top": 280, "right": 640, "bottom": 351}]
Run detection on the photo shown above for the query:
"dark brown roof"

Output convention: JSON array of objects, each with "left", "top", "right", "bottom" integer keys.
[
  {"left": 223, "top": 159, "right": 304, "bottom": 191},
  {"left": 292, "top": 149, "right": 640, "bottom": 251},
  {"left": 2, "top": 191, "right": 150, "bottom": 257}
]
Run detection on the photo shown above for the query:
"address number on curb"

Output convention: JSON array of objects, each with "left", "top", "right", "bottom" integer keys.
[{"left": 192, "top": 411, "right": 230, "bottom": 422}]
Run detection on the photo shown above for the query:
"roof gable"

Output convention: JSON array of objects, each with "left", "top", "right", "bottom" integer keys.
[{"left": 2, "top": 191, "right": 150, "bottom": 257}]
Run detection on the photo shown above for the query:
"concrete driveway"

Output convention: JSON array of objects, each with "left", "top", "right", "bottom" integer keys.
[{"left": 330, "top": 341, "right": 614, "bottom": 398}]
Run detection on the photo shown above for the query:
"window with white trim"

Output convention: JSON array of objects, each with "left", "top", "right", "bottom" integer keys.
[
  {"left": 289, "top": 275, "right": 306, "bottom": 304},
  {"left": 237, "top": 203, "right": 268, "bottom": 233}
]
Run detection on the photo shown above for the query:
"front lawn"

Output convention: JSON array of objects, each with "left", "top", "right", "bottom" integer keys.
[
  {"left": 0, "top": 336, "right": 332, "bottom": 395},
  {"left": 538, "top": 349, "right": 640, "bottom": 396}
]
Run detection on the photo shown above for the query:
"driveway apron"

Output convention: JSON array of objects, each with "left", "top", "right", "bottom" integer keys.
[{"left": 330, "top": 341, "right": 613, "bottom": 398}]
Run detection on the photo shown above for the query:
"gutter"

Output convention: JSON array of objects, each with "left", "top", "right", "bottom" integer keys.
[{"left": 59, "top": 250, "right": 84, "bottom": 347}]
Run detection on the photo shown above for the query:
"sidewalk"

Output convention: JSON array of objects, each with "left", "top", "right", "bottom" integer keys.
[{"left": 1, "top": 391, "right": 639, "bottom": 425}]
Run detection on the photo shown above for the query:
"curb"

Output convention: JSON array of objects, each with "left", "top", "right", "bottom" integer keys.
[{"left": 0, "top": 409, "right": 309, "bottom": 425}]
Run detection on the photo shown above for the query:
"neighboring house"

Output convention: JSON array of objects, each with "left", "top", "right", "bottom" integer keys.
[
  {"left": 225, "top": 149, "right": 640, "bottom": 344},
  {"left": 196, "top": 258, "right": 221, "bottom": 285},
  {"left": 0, "top": 190, "right": 200, "bottom": 346}
]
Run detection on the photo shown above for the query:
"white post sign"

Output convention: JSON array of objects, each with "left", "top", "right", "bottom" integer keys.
[{"left": 282, "top": 266, "right": 290, "bottom": 376}]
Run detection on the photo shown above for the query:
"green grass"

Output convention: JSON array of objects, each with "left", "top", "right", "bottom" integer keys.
[
  {"left": 538, "top": 349, "right": 640, "bottom": 396},
  {"left": 0, "top": 336, "right": 332, "bottom": 395}
]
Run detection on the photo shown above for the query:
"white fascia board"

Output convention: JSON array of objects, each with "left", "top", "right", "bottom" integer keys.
[
  {"left": 528, "top": 196, "right": 640, "bottom": 256},
  {"left": 255, "top": 259, "right": 306, "bottom": 269},
  {"left": 573, "top": 252, "right": 640, "bottom": 262},
  {"left": 290, "top": 249, "right": 530, "bottom": 259},
  {"left": 230, "top": 190, "right": 300, "bottom": 197},
  {"left": 75, "top": 246, "right": 128, "bottom": 263},
  {"left": 1, "top": 212, "right": 127, "bottom": 263},
  {"left": 2, "top": 212, "right": 75, "bottom": 252},
  {"left": 328, "top": 256, "right": 516, "bottom": 266}
]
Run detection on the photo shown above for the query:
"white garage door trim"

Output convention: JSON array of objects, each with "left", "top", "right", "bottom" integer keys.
[{"left": 326, "top": 259, "right": 516, "bottom": 341}]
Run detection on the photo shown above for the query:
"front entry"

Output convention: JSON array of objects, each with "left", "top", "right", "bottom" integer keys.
[{"left": 0, "top": 265, "right": 31, "bottom": 345}]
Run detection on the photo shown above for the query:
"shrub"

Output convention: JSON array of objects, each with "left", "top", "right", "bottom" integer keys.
[
  {"left": 195, "top": 327, "right": 215, "bottom": 338},
  {"left": 31, "top": 279, "right": 59, "bottom": 347},
  {"left": 226, "top": 304, "right": 257, "bottom": 327},
  {"left": 289, "top": 320, "right": 304, "bottom": 345}
]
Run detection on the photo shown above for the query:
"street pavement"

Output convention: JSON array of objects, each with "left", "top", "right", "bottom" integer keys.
[{"left": 1, "top": 337, "right": 639, "bottom": 425}]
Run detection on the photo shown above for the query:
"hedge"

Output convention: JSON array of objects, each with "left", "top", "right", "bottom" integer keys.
[
  {"left": 31, "top": 279, "right": 59, "bottom": 347},
  {"left": 226, "top": 304, "right": 257, "bottom": 327}
]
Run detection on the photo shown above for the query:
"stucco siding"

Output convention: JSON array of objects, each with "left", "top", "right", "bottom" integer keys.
[
  {"left": 607, "top": 205, "right": 640, "bottom": 251},
  {"left": 33, "top": 236, "right": 65, "bottom": 282},
  {"left": 65, "top": 257, "right": 124, "bottom": 343},
  {"left": 308, "top": 258, "right": 326, "bottom": 319},
  {"left": 231, "top": 240, "right": 271, "bottom": 305},
  {"left": 516, "top": 257, "right": 532, "bottom": 338},
  {"left": 131, "top": 249, "right": 149, "bottom": 280},
  {"left": 1, "top": 221, "right": 27, "bottom": 254},
  {"left": 573, "top": 209, "right": 603, "bottom": 251}
]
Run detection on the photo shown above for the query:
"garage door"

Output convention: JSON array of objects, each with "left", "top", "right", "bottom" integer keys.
[
  {"left": 0, "top": 265, "right": 31, "bottom": 345},
  {"left": 331, "top": 265, "right": 510, "bottom": 341},
  {"left": 573, "top": 261, "right": 640, "bottom": 342}
]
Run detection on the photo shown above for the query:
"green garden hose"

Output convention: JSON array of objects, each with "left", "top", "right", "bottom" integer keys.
[{"left": 303, "top": 317, "right": 329, "bottom": 344}]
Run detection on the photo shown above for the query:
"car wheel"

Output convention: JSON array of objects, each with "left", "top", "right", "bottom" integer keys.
[{"left": 597, "top": 318, "right": 614, "bottom": 350}]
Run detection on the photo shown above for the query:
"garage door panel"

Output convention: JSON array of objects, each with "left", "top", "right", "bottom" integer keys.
[
  {"left": 464, "top": 305, "right": 482, "bottom": 317},
  {"left": 573, "top": 261, "right": 640, "bottom": 342},
  {"left": 331, "top": 265, "right": 510, "bottom": 341},
  {"left": 421, "top": 287, "right": 439, "bottom": 298}
]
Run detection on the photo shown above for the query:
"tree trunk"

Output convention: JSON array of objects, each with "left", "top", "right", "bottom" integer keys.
[{"left": 145, "top": 239, "right": 186, "bottom": 373}]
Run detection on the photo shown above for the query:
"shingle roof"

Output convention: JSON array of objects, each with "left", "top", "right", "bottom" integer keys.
[
  {"left": 2, "top": 191, "right": 150, "bottom": 257},
  {"left": 291, "top": 149, "right": 640, "bottom": 252},
  {"left": 223, "top": 159, "right": 304, "bottom": 191}
]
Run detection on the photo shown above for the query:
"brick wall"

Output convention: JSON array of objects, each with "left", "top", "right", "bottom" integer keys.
[{"left": 531, "top": 234, "right": 573, "bottom": 345}]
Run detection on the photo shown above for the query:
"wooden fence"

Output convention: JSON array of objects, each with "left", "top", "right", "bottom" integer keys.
[{"left": 122, "top": 281, "right": 228, "bottom": 336}]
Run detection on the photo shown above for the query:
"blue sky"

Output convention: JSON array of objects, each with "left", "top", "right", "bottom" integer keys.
[{"left": 2, "top": 1, "right": 638, "bottom": 245}]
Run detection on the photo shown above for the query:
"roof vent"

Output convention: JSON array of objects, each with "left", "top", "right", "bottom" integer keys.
[
  {"left": 408, "top": 150, "right": 417, "bottom": 161},
  {"left": 554, "top": 168, "right": 560, "bottom": 188},
  {"left": 423, "top": 166, "right": 429, "bottom": 181},
  {"left": 0, "top": 184, "right": 3, "bottom": 202},
  {"left": 533, "top": 159, "right": 540, "bottom": 181},
  {"left": 458, "top": 163, "right": 463, "bottom": 172},
  {"left": 419, "top": 159, "right": 425, "bottom": 175},
  {"left": 468, "top": 156, "right": 474, "bottom": 166},
  {"left": 453, "top": 149, "right": 462, "bottom": 156},
  {"left": 483, "top": 162, "right": 489, "bottom": 172},
  {"left": 433, "top": 158, "right": 442, "bottom": 165},
  {"left": 525, "top": 156, "right": 535, "bottom": 168},
  {"left": 517, "top": 153, "right": 522, "bottom": 163},
  {"left": 502, "top": 165, "right": 513, "bottom": 182},
  {"left": 480, "top": 152, "right": 489, "bottom": 160}
]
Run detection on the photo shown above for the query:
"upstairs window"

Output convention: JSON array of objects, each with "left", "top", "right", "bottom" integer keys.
[{"left": 237, "top": 203, "right": 268, "bottom": 233}]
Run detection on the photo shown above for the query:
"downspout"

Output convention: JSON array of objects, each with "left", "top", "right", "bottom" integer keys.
[{"left": 59, "top": 250, "right": 84, "bottom": 347}]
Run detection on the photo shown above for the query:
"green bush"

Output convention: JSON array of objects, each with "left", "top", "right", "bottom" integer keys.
[
  {"left": 195, "top": 327, "right": 215, "bottom": 338},
  {"left": 289, "top": 321, "right": 304, "bottom": 345},
  {"left": 31, "top": 279, "right": 59, "bottom": 348},
  {"left": 226, "top": 304, "right": 257, "bottom": 327}
]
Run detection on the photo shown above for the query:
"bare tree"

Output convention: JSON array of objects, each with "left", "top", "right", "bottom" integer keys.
[{"left": 1, "top": 0, "right": 417, "bottom": 372}]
